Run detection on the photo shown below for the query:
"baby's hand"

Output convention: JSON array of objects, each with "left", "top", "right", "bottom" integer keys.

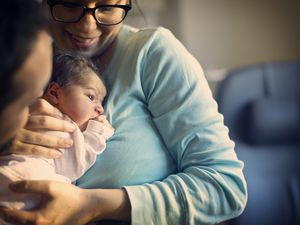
[
  {"left": 92, "top": 115, "right": 114, "bottom": 130},
  {"left": 89, "top": 115, "right": 114, "bottom": 140}
]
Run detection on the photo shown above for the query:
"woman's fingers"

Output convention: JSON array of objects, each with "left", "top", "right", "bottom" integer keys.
[
  {"left": 0, "top": 180, "right": 90, "bottom": 225},
  {"left": 30, "top": 98, "right": 63, "bottom": 118},
  {"left": 11, "top": 140, "right": 64, "bottom": 158},
  {"left": 26, "top": 115, "right": 75, "bottom": 132},
  {"left": 5, "top": 129, "right": 73, "bottom": 158},
  {"left": 0, "top": 181, "right": 62, "bottom": 224},
  {"left": 9, "top": 180, "right": 53, "bottom": 195},
  {"left": 17, "top": 129, "right": 73, "bottom": 148},
  {"left": 0, "top": 207, "right": 35, "bottom": 225},
  {"left": 6, "top": 99, "right": 76, "bottom": 158},
  {"left": 28, "top": 99, "right": 75, "bottom": 132}
]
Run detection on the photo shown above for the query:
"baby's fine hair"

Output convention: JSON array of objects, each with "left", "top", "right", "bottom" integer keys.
[{"left": 51, "top": 51, "right": 101, "bottom": 87}]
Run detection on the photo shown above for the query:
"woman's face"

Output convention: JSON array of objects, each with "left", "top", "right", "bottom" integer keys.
[{"left": 45, "top": 0, "right": 128, "bottom": 57}]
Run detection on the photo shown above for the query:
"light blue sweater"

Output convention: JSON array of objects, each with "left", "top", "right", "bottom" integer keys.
[{"left": 77, "top": 25, "right": 247, "bottom": 225}]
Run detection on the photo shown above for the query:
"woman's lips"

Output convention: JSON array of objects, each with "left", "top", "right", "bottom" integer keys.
[{"left": 67, "top": 32, "right": 99, "bottom": 49}]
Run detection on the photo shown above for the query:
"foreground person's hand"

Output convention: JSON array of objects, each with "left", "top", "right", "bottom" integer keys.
[
  {"left": 4, "top": 99, "right": 75, "bottom": 158},
  {"left": 0, "top": 181, "right": 94, "bottom": 225},
  {"left": 0, "top": 180, "right": 131, "bottom": 225}
]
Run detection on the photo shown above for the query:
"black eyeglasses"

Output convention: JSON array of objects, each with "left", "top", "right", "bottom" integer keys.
[{"left": 47, "top": 0, "right": 132, "bottom": 26}]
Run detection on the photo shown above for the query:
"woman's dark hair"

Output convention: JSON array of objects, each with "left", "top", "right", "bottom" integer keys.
[
  {"left": 0, "top": 0, "right": 48, "bottom": 108},
  {"left": 51, "top": 51, "right": 101, "bottom": 87}
]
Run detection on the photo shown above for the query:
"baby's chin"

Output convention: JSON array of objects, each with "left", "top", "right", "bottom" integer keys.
[{"left": 78, "top": 121, "right": 89, "bottom": 132}]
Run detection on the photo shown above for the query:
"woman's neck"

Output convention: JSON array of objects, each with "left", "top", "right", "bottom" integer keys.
[{"left": 92, "top": 38, "right": 117, "bottom": 74}]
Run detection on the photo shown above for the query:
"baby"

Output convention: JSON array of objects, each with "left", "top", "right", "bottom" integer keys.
[{"left": 0, "top": 52, "right": 114, "bottom": 211}]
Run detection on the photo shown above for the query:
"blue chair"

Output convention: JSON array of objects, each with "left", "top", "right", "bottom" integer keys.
[{"left": 216, "top": 62, "right": 300, "bottom": 225}]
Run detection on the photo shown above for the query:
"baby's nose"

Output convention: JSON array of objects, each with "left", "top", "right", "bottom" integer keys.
[{"left": 95, "top": 104, "right": 104, "bottom": 115}]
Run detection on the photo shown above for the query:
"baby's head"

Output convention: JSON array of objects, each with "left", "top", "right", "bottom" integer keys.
[{"left": 44, "top": 52, "right": 106, "bottom": 130}]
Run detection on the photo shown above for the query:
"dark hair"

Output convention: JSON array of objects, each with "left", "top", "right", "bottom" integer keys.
[
  {"left": 0, "top": 0, "right": 48, "bottom": 109},
  {"left": 51, "top": 51, "right": 102, "bottom": 87}
]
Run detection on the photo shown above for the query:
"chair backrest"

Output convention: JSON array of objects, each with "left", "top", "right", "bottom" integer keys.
[{"left": 216, "top": 62, "right": 300, "bottom": 225}]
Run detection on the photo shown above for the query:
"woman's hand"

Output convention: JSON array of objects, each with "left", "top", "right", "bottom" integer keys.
[
  {"left": 0, "top": 180, "right": 131, "bottom": 225},
  {"left": 0, "top": 180, "right": 94, "bottom": 225},
  {"left": 6, "top": 99, "right": 75, "bottom": 158}
]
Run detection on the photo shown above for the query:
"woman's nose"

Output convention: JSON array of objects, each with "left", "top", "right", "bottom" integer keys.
[{"left": 77, "top": 11, "right": 98, "bottom": 33}]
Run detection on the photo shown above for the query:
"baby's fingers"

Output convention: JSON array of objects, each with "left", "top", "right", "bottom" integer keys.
[{"left": 93, "top": 115, "right": 113, "bottom": 128}]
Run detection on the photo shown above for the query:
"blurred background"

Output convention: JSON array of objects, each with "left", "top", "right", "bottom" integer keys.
[
  {"left": 125, "top": 0, "right": 300, "bottom": 94},
  {"left": 125, "top": 1, "right": 300, "bottom": 225}
]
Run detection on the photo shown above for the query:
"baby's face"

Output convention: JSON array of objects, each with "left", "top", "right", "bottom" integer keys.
[{"left": 57, "top": 71, "right": 106, "bottom": 130}]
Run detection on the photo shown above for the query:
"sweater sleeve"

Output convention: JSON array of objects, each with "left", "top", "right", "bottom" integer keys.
[
  {"left": 54, "top": 120, "right": 114, "bottom": 182},
  {"left": 124, "top": 28, "right": 247, "bottom": 225},
  {"left": 77, "top": 121, "right": 114, "bottom": 179}
]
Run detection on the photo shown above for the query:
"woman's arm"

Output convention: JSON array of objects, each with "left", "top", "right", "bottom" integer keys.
[
  {"left": 6, "top": 99, "right": 75, "bottom": 158},
  {"left": 123, "top": 27, "right": 247, "bottom": 225},
  {"left": 0, "top": 180, "right": 131, "bottom": 225}
]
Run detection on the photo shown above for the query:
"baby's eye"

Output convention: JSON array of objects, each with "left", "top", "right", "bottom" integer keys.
[{"left": 87, "top": 94, "right": 95, "bottom": 101}]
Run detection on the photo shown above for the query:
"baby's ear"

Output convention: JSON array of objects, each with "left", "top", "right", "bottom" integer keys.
[{"left": 45, "top": 82, "right": 61, "bottom": 105}]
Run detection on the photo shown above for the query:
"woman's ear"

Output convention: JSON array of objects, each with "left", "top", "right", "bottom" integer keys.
[{"left": 45, "top": 82, "right": 61, "bottom": 105}]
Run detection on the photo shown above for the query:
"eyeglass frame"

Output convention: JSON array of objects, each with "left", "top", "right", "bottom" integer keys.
[{"left": 47, "top": 0, "right": 132, "bottom": 26}]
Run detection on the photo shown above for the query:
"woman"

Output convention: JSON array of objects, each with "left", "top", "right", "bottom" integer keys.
[{"left": 0, "top": 0, "right": 247, "bottom": 224}]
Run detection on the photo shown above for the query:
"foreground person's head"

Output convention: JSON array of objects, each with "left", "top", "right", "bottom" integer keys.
[{"left": 0, "top": 0, "right": 53, "bottom": 151}]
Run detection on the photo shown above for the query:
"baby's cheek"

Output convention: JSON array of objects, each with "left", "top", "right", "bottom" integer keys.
[{"left": 71, "top": 108, "right": 91, "bottom": 126}]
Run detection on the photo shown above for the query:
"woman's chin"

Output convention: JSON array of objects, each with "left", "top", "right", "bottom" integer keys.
[{"left": 55, "top": 39, "right": 100, "bottom": 57}]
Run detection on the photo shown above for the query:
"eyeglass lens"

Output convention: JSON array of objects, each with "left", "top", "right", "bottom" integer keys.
[{"left": 52, "top": 4, "right": 127, "bottom": 25}]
